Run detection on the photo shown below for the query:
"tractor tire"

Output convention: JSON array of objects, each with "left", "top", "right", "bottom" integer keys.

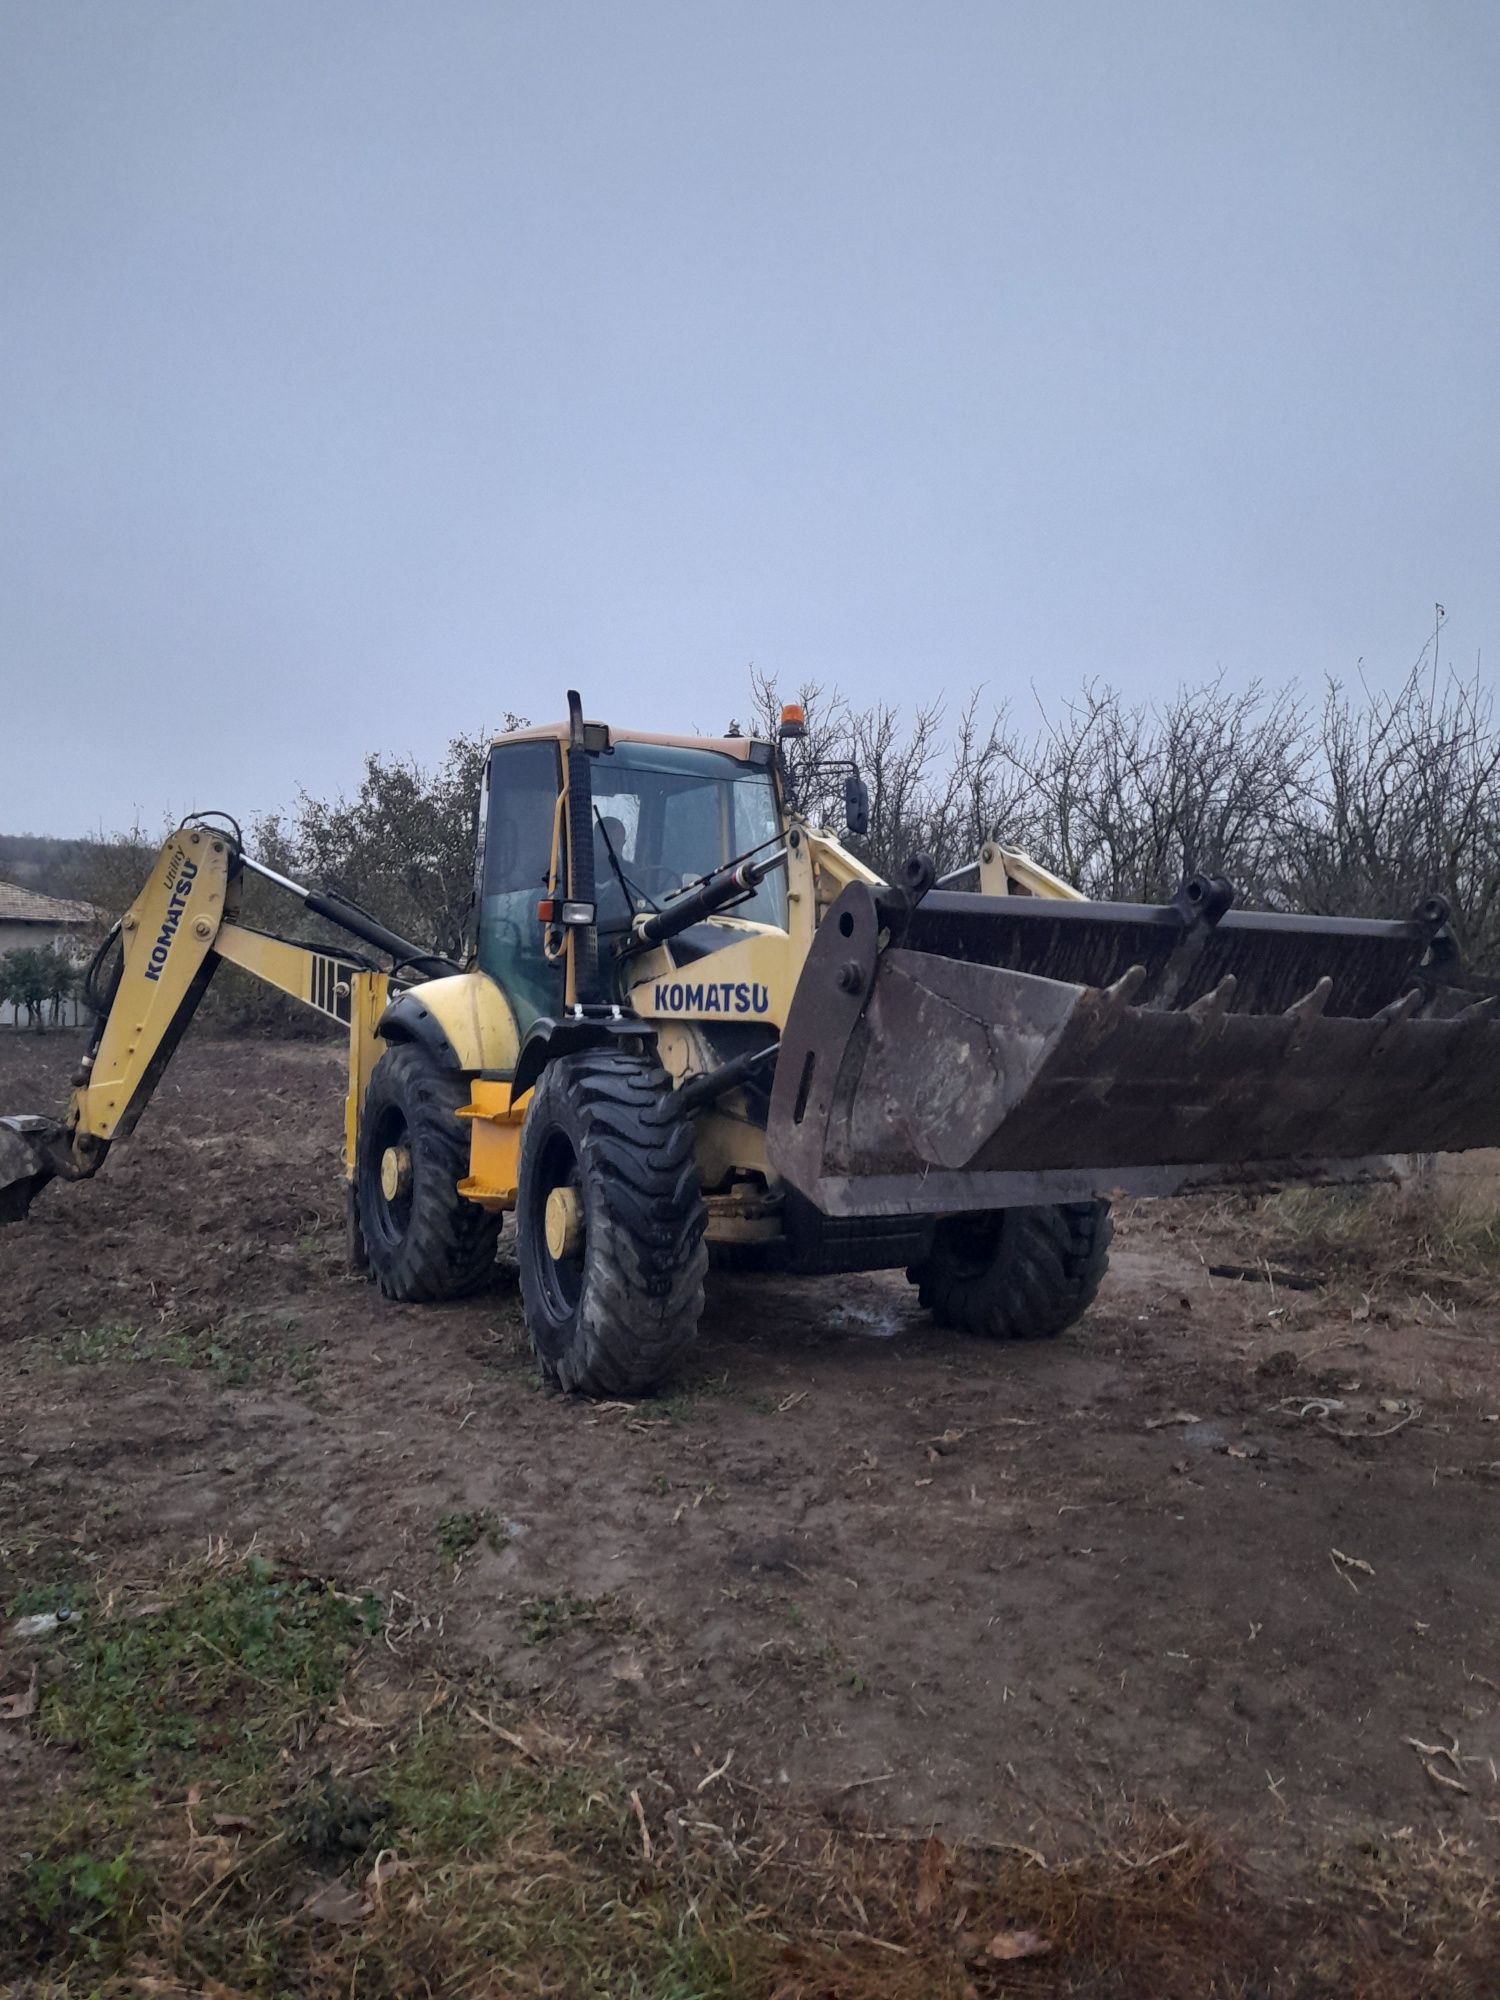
[
  {"left": 516, "top": 1049, "right": 707, "bottom": 1396},
  {"left": 355, "top": 1043, "right": 501, "bottom": 1301},
  {"left": 909, "top": 1201, "right": 1112, "bottom": 1342}
]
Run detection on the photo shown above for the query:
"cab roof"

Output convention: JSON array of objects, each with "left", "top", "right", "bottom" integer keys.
[{"left": 493, "top": 721, "right": 770, "bottom": 763}]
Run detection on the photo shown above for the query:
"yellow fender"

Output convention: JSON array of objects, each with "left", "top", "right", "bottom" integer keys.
[{"left": 379, "top": 971, "right": 521, "bottom": 1077}]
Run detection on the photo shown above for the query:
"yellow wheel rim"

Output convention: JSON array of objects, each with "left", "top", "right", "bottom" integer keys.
[
  {"left": 379, "top": 1144, "right": 413, "bottom": 1202},
  {"left": 544, "top": 1185, "right": 584, "bottom": 1261}
]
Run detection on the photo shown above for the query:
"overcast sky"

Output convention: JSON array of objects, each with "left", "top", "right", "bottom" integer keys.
[{"left": 2, "top": 2, "right": 1496, "bottom": 836}]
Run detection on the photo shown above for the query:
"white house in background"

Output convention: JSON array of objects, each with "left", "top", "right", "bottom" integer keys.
[{"left": 0, "top": 880, "right": 98, "bottom": 1026}]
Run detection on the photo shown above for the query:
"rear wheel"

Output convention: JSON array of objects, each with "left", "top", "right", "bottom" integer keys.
[
  {"left": 517, "top": 1049, "right": 706, "bottom": 1395},
  {"left": 909, "top": 1201, "right": 1112, "bottom": 1341},
  {"left": 355, "top": 1043, "right": 501, "bottom": 1301}
]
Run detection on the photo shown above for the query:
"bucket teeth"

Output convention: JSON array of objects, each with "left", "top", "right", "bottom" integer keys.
[
  {"left": 1374, "top": 988, "right": 1423, "bottom": 1026},
  {"left": 1284, "top": 975, "right": 1334, "bottom": 1022},
  {"left": 1186, "top": 974, "right": 1237, "bottom": 1029},
  {"left": 1088, "top": 964, "right": 1148, "bottom": 1039},
  {"left": 1107, "top": 964, "right": 1149, "bottom": 1008}
]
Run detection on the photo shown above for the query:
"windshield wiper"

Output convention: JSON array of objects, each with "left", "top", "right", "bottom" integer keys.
[{"left": 593, "top": 808, "right": 660, "bottom": 918}]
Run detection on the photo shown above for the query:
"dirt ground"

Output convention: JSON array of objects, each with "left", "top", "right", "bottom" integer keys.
[{"left": 3, "top": 1030, "right": 1499, "bottom": 1977}]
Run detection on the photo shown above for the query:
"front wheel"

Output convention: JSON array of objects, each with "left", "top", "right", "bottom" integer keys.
[
  {"left": 516, "top": 1049, "right": 706, "bottom": 1395},
  {"left": 909, "top": 1201, "right": 1112, "bottom": 1341}
]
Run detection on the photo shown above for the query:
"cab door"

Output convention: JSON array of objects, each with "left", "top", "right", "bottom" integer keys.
[{"left": 476, "top": 741, "right": 563, "bottom": 1038}]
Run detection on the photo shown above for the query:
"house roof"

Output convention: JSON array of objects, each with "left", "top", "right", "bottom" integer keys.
[{"left": 0, "top": 879, "right": 97, "bottom": 926}]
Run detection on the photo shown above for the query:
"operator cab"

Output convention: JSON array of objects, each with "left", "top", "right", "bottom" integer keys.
[{"left": 475, "top": 727, "right": 785, "bottom": 1029}]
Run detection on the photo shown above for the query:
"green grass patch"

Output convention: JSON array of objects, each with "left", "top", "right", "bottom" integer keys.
[
  {"left": 519, "top": 1588, "right": 605, "bottom": 1645},
  {"left": 9, "top": 1846, "right": 146, "bottom": 1972},
  {"left": 7, "top": 1582, "right": 69, "bottom": 1617},
  {"left": 35, "top": 1551, "right": 381, "bottom": 1792},
  {"left": 3, "top": 1552, "right": 382, "bottom": 1982},
  {"left": 51, "top": 1320, "right": 169, "bottom": 1366},
  {"left": 6, "top": 1577, "right": 85, "bottom": 1620},
  {"left": 40, "top": 1309, "right": 324, "bottom": 1387},
  {"left": 2, "top": 1528, "right": 94, "bottom": 1622},
  {"left": 379, "top": 1715, "right": 599, "bottom": 1855},
  {"left": 651, "top": 1370, "right": 732, "bottom": 1424},
  {"left": 435, "top": 1508, "right": 512, "bottom": 1564}
]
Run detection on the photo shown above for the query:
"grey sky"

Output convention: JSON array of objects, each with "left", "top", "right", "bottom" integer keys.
[{"left": 2, "top": 2, "right": 1496, "bottom": 836}]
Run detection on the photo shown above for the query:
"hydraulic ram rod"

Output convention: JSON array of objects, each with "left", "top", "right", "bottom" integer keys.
[
  {"left": 239, "top": 854, "right": 457, "bottom": 979},
  {"left": 632, "top": 848, "right": 789, "bottom": 948}
]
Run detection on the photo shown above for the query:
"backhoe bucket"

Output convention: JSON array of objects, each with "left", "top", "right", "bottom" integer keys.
[
  {"left": 768, "top": 882, "right": 1500, "bottom": 1218},
  {"left": 0, "top": 1117, "right": 64, "bottom": 1225}
]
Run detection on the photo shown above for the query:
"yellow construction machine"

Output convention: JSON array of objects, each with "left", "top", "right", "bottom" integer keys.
[{"left": 4, "top": 693, "right": 1498, "bottom": 1394}]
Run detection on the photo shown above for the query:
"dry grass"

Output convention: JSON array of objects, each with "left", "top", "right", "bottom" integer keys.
[
  {"left": 1176, "top": 1173, "right": 1500, "bottom": 1313},
  {"left": 1273, "top": 1182, "right": 1500, "bottom": 1304},
  {"left": 3, "top": 1551, "right": 1498, "bottom": 1997}
]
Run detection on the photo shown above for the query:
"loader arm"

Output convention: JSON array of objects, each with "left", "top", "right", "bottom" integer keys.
[{"left": 0, "top": 823, "right": 425, "bottom": 1223}]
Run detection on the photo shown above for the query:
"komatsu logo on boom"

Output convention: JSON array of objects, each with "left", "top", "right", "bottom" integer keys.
[{"left": 143, "top": 852, "right": 199, "bottom": 982}]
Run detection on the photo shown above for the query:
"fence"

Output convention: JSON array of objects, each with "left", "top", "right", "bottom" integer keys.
[{"left": 1, "top": 995, "right": 86, "bottom": 1030}]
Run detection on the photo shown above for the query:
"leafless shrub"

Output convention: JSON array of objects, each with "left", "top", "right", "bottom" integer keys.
[
  {"left": 752, "top": 670, "right": 1026, "bottom": 878},
  {"left": 996, "top": 675, "right": 1312, "bottom": 903},
  {"left": 1275, "top": 666, "right": 1500, "bottom": 969},
  {"left": 754, "top": 657, "right": 1500, "bottom": 971}
]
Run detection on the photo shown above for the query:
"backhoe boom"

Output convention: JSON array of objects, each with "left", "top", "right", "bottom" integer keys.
[{"left": 0, "top": 823, "right": 410, "bottom": 1222}]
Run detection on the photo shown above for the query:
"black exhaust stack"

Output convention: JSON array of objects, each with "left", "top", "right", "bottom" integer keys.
[{"left": 565, "top": 690, "right": 604, "bottom": 1005}]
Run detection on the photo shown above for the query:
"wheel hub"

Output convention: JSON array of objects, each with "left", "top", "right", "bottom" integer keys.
[
  {"left": 544, "top": 1185, "right": 584, "bottom": 1261},
  {"left": 380, "top": 1144, "right": 413, "bottom": 1202}
]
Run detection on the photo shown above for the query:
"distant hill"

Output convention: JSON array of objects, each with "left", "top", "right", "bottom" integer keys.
[
  {"left": 0, "top": 833, "right": 154, "bottom": 911},
  {"left": 0, "top": 834, "right": 104, "bottom": 899}
]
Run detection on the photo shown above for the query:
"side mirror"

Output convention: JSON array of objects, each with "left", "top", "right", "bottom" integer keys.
[{"left": 844, "top": 774, "right": 870, "bottom": 839}]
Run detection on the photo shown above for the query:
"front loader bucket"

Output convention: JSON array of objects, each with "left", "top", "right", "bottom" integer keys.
[
  {"left": 0, "top": 1117, "right": 64, "bottom": 1225},
  {"left": 768, "top": 882, "right": 1500, "bottom": 1218}
]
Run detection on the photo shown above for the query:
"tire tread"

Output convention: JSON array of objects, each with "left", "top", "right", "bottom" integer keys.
[
  {"left": 913, "top": 1200, "right": 1112, "bottom": 1341},
  {"left": 357, "top": 1044, "right": 500, "bottom": 1303},
  {"left": 518, "top": 1050, "right": 706, "bottom": 1396}
]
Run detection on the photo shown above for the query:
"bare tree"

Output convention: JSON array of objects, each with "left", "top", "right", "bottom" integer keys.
[
  {"left": 1278, "top": 666, "right": 1500, "bottom": 969},
  {"left": 751, "top": 671, "right": 1024, "bottom": 879},
  {"left": 1010, "top": 676, "right": 1312, "bottom": 903},
  {"left": 748, "top": 659, "right": 1500, "bottom": 969}
]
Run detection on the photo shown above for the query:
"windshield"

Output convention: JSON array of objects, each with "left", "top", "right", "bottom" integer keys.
[{"left": 590, "top": 741, "right": 786, "bottom": 930}]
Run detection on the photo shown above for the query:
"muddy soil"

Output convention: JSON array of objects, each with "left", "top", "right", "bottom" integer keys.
[{"left": 3, "top": 1031, "right": 1498, "bottom": 1879}]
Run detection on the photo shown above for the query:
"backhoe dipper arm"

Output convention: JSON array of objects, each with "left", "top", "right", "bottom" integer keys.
[{"left": 0, "top": 823, "right": 448, "bottom": 1224}]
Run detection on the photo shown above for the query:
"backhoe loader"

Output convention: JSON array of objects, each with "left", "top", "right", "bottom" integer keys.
[{"left": 4, "top": 693, "right": 1498, "bottom": 1396}]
